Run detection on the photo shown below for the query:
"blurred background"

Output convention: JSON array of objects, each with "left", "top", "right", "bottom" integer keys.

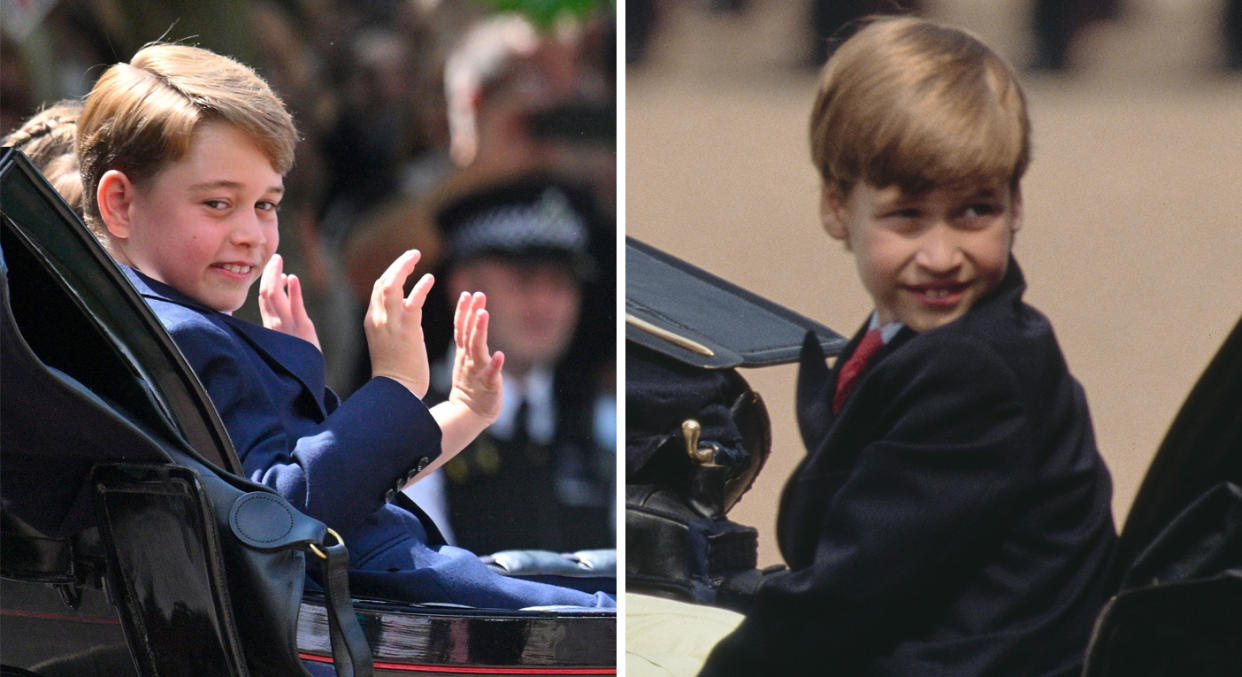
[
  {"left": 2, "top": 0, "right": 617, "bottom": 555},
  {"left": 626, "top": 0, "right": 1242, "bottom": 565}
]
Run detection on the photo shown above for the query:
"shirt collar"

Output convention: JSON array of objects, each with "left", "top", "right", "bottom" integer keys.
[
  {"left": 483, "top": 362, "right": 557, "bottom": 444},
  {"left": 867, "top": 311, "right": 905, "bottom": 345}
]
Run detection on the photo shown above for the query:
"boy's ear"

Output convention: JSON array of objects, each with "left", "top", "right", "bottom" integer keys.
[
  {"left": 820, "top": 184, "right": 850, "bottom": 245},
  {"left": 97, "top": 169, "right": 136, "bottom": 239}
]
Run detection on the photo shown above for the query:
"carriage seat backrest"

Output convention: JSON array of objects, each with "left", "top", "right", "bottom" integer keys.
[{"left": 0, "top": 148, "right": 243, "bottom": 477}]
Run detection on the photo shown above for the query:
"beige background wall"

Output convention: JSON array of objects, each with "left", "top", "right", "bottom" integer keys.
[{"left": 626, "top": 0, "right": 1242, "bottom": 565}]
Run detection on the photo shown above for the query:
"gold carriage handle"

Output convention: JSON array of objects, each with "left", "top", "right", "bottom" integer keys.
[{"left": 682, "top": 419, "right": 718, "bottom": 465}]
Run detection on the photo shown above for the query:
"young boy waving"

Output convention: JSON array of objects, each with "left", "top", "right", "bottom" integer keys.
[
  {"left": 698, "top": 17, "right": 1116, "bottom": 675},
  {"left": 77, "top": 43, "right": 611, "bottom": 609}
]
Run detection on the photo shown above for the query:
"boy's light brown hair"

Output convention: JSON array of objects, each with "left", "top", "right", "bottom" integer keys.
[
  {"left": 2, "top": 100, "right": 85, "bottom": 222},
  {"left": 809, "top": 16, "right": 1030, "bottom": 195},
  {"left": 77, "top": 43, "right": 298, "bottom": 232}
]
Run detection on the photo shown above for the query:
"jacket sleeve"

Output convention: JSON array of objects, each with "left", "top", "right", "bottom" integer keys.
[
  {"left": 168, "top": 314, "right": 441, "bottom": 535},
  {"left": 700, "top": 335, "right": 1034, "bottom": 675}
]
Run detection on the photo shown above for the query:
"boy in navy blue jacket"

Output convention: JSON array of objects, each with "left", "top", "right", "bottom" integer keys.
[
  {"left": 698, "top": 16, "right": 1116, "bottom": 676},
  {"left": 77, "top": 43, "right": 610, "bottom": 609}
]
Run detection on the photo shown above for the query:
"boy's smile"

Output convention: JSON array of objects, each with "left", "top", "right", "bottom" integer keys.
[
  {"left": 101, "top": 121, "right": 283, "bottom": 313},
  {"left": 823, "top": 180, "right": 1021, "bottom": 333}
]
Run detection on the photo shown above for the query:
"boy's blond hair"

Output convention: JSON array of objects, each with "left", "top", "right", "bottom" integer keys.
[
  {"left": 78, "top": 43, "right": 297, "bottom": 231},
  {"left": 809, "top": 16, "right": 1030, "bottom": 195},
  {"left": 2, "top": 100, "right": 85, "bottom": 221}
]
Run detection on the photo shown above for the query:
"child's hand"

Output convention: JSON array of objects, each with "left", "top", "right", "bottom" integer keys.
[
  {"left": 448, "top": 291, "right": 505, "bottom": 424},
  {"left": 365, "top": 249, "right": 435, "bottom": 398},
  {"left": 259, "top": 254, "right": 321, "bottom": 350},
  {"left": 415, "top": 291, "right": 505, "bottom": 481}
]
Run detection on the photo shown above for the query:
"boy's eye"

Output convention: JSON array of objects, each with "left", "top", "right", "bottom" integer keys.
[
  {"left": 963, "top": 204, "right": 996, "bottom": 218},
  {"left": 256, "top": 201, "right": 280, "bottom": 213},
  {"left": 203, "top": 199, "right": 230, "bottom": 210}
]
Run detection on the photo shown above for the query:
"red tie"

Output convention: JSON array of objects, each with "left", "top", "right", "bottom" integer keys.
[{"left": 833, "top": 329, "right": 884, "bottom": 413}]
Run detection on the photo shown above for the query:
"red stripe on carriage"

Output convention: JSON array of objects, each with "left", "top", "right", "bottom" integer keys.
[
  {"left": 0, "top": 608, "right": 121, "bottom": 625},
  {"left": 299, "top": 653, "right": 615, "bottom": 674}
]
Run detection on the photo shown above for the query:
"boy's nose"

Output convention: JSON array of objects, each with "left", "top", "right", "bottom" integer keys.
[
  {"left": 914, "top": 226, "right": 963, "bottom": 272},
  {"left": 230, "top": 214, "right": 269, "bottom": 247}
]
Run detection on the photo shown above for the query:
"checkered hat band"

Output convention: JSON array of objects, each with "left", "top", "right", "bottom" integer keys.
[{"left": 451, "top": 187, "right": 588, "bottom": 259}]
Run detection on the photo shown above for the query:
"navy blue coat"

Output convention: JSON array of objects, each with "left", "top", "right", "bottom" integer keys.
[
  {"left": 127, "top": 268, "right": 611, "bottom": 609},
  {"left": 700, "top": 260, "right": 1116, "bottom": 676}
]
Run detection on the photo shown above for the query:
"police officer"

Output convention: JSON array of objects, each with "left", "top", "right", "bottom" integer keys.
[{"left": 405, "top": 172, "right": 614, "bottom": 554}]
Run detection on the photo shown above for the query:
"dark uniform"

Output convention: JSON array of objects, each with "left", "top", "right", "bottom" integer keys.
[
  {"left": 407, "top": 173, "right": 614, "bottom": 555},
  {"left": 438, "top": 366, "right": 612, "bottom": 553}
]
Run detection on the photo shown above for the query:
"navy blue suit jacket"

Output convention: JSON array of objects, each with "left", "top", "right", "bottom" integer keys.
[
  {"left": 128, "top": 268, "right": 610, "bottom": 609},
  {"left": 700, "top": 260, "right": 1116, "bottom": 676}
]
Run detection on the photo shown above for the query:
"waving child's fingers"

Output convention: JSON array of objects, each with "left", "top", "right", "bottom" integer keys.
[
  {"left": 374, "top": 250, "right": 422, "bottom": 305},
  {"left": 458, "top": 292, "right": 485, "bottom": 358},
  {"left": 458, "top": 292, "right": 478, "bottom": 350},
  {"left": 453, "top": 291, "right": 471, "bottom": 349},
  {"left": 286, "top": 274, "right": 308, "bottom": 323},
  {"left": 260, "top": 254, "right": 283, "bottom": 297},
  {"left": 259, "top": 255, "right": 290, "bottom": 319},
  {"left": 467, "top": 296, "right": 491, "bottom": 365},
  {"left": 405, "top": 273, "right": 435, "bottom": 310},
  {"left": 483, "top": 349, "right": 504, "bottom": 388}
]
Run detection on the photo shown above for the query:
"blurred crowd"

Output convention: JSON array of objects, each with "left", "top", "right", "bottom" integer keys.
[
  {"left": 2, "top": 0, "right": 617, "bottom": 554},
  {"left": 627, "top": 0, "right": 1242, "bottom": 72}
]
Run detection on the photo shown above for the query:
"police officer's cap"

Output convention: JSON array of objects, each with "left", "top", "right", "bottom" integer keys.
[{"left": 437, "top": 173, "right": 598, "bottom": 279}]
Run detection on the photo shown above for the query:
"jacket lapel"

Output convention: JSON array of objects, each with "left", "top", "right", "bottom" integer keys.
[
  {"left": 124, "top": 267, "right": 330, "bottom": 418},
  {"left": 794, "top": 257, "right": 1027, "bottom": 459},
  {"left": 795, "top": 329, "right": 838, "bottom": 455},
  {"left": 223, "top": 316, "right": 329, "bottom": 416}
]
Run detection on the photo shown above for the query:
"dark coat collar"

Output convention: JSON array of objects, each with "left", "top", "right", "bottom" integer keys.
[
  {"left": 123, "top": 267, "right": 329, "bottom": 409},
  {"left": 796, "top": 257, "right": 1027, "bottom": 450}
]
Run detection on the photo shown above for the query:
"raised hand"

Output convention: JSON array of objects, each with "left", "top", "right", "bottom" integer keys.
[
  {"left": 259, "top": 253, "right": 321, "bottom": 350},
  {"left": 410, "top": 291, "right": 506, "bottom": 485},
  {"left": 448, "top": 291, "right": 505, "bottom": 424},
  {"left": 365, "top": 249, "right": 435, "bottom": 398}
]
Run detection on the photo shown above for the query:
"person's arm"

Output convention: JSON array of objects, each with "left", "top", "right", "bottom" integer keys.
[
  {"left": 700, "top": 336, "right": 1031, "bottom": 675},
  {"left": 205, "top": 250, "right": 466, "bottom": 529},
  {"left": 410, "top": 290, "right": 504, "bottom": 485},
  {"left": 164, "top": 309, "right": 440, "bottom": 537}
]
